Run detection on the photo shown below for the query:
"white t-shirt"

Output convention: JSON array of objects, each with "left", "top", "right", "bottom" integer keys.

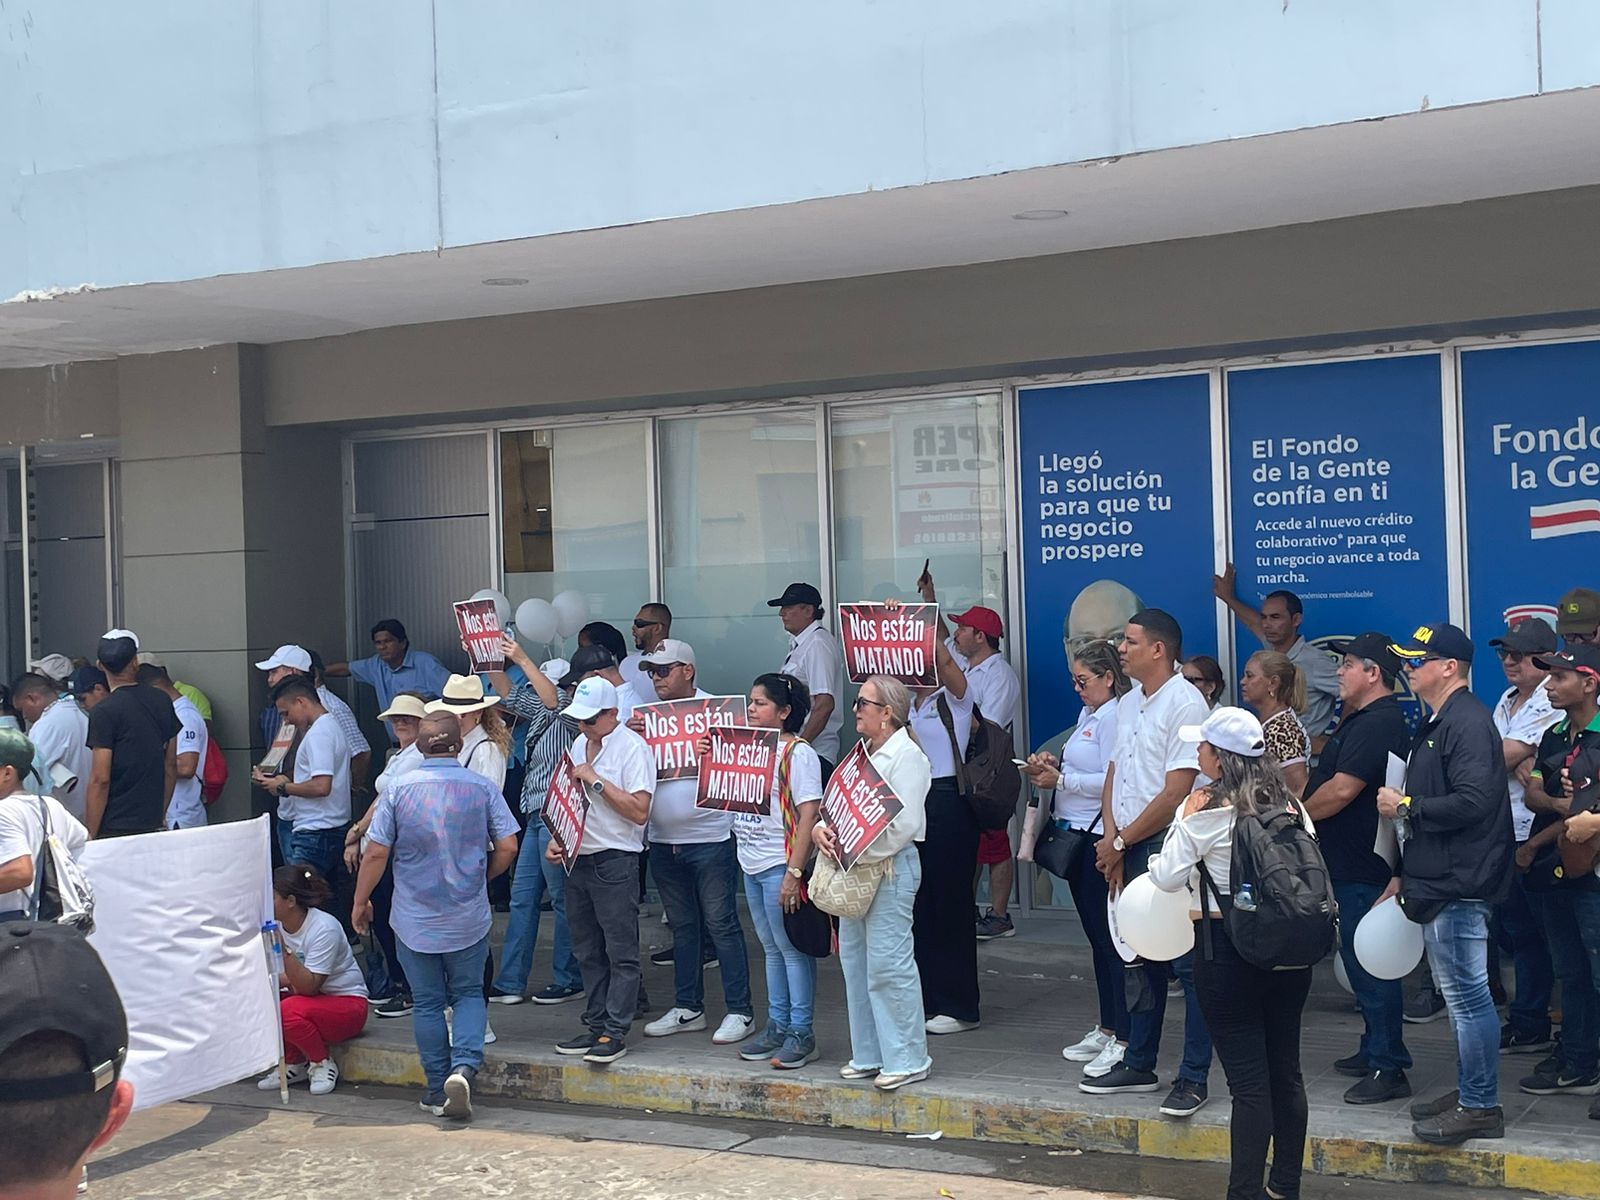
[
  {"left": 1054, "top": 700, "right": 1118, "bottom": 828},
  {"left": 1493, "top": 680, "right": 1562, "bottom": 843},
  {"left": 619, "top": 653, "right": 650, "bottom": 699},
  {"left": 961, "top": 650, "right": 1021, "bottom": 732},
  {"left": 567, "top": 726, "right": 656, "bottom": 854},
  {"left": 27, "top": 698, "right": 92, "bottom": 822},
  {"left": 734, "top": 739, "right": 823, "bottom": 874},
  {"left": 645, "top": 688, "right": 734, "bottom": 845},
  {"left": 0, "top": 792, "right": 88, "bottom": 916},
  {"left": 781, "top": 622, "right": 843, "bottom": 763},
  {"left": 908, "top": 687, "right": 974, "bottom": 780},
  {"left": 1108, "top": 672, "right": 1209, "bottom": 834},
  {"left": 287, "top": 712, "right": 353, "bottom": 832},
  {"left": 317, "top": 685, "right": 369, "bottom": 758},
  {"left": 167, "top": 695, "right": 210, "bottom": 830},
  {"left": 460, "top": 724, "right": 508, "bottom": 791},
  {"left": 281, "top": 906, "right": 368, "bottom": 999}
]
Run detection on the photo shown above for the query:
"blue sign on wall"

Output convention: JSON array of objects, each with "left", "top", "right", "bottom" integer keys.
[
  {"left": 1462, "top": 340, "right": 1600, "bottom": 700},
  {"left": 1225, "top": 355, "right": 1451, "bottom": 703},
  {"left": 1018, "top": 375, "right": 1217, "bottom": 754}
]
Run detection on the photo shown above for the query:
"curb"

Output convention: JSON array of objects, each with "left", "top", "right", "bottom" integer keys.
[{"left": 336, "top": 1043, "right": 1597, "bottom": 1198}]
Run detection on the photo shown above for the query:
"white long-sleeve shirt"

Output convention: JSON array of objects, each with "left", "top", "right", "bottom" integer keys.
[{"left": 855, "top": 727, "right": 932, "bottom": 865}]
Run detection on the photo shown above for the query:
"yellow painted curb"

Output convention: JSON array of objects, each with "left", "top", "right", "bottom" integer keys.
[{"left": 335, "top": 1044, "right": 1598, "bottom": 1198}]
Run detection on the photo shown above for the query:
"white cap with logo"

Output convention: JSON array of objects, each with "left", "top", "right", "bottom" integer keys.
[
  {"left": 1178, "top": 707, "right": 1266, "bottom": 758},
  {"left": 101, "top": 629, "right": 140, "bottom": 648},
  {"left": 640, "top": 638, "right": 696, "bottom": 668},
  {"left": 561, "top": 677, "right": 620, "bottom": 721},
  {"left": 255, "top": 644, "right": 313, "bottom": 673}
]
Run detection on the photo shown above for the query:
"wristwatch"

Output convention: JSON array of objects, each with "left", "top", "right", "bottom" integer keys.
[
  {"left": 786, "top": 865, "right": 804, "bottom": 879},
  {"left": 1112, "top": 834, "right": 1126, "bottom": 852},
  {"left": 275, "top": 779, "right": 288, "bottom": 798}
]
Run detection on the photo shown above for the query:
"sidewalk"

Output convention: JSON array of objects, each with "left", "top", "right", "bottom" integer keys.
[{"left": 335, "top": 911, "right": 1600, "bottom": 1197}]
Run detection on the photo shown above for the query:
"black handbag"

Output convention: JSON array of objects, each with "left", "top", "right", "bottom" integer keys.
[
  {"left": 776, "top": 740, "right": 834, "bottom": 959},
  {"left": 1032, "top": 810, "right": 1101, "bottom": 881}
]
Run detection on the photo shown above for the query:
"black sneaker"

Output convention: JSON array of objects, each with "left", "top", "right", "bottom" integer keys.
[
  {"left": 1413, "top": 1105, "right": 1505, "bottom": 1146},
  {"left": 486, "top": 986, "right": 526, "bottom": 1006},
  {"left": 1158, "top": 1079, "right": 1208, "bottom": 1117},
  {"left": 375, "top": 994, "right": 414, "bottom": 1018},
  {"left": 1410, "top": 1089, "right": 1458, "bottom": 1121},
  {"left": 650, "top": 947, "right": 675, "bottom": 966},
  {"left": 1589, "top": 1095, "right": 1600, "bottom": 1121},
  {"left": 584, "top": 1035, "right": 627, "bottom": 1064},
  {"left": 1500, "top": 1024, "right": 1553, "bottom": 1054},
  {"left": 442, "top": 1065, "right": 475, "bottom": 1120},
  {"left": 1519, "top": 1068, "right": 1600, "bottom": 1096},
  {"left": 1403, "top": 987, "right": 1446, "bottom": 1024},
  {"left": 1344, "top": 1069, "right": 1412, "bottom": 1105},
  {"left": 1079, "top": 1064, "right": 1160, "bottom": 1095},
  {"left": 975, "top": 909, "right": 1017, "bottom": 941},
  {"left": 555, "top": 1032, "right": 599, "bottom": 1056},
  {"left": 531, "top": 983, "right": 584, "bottom": 1005},
  {"left": 418, "top": 1090, "right": 447, "bottom": 1116},
  {"left": 1333, "top": 1051, "right": 1370, "bottom": 1077}
]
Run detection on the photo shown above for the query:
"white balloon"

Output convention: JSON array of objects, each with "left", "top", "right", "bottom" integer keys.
[
  {"left": 1107, "top": 895, "right": 1138, "bottom": 964},
  {"left": 551, "top": 589, "right": 591, "bottom": 640},
  {"left": 1352, "top": 896, "right": 1424, "bottom": 981},
  {"left": 1114, "top": 875, "right": 1194, "bottom": 962},
  {"left": 471, "top": 588, "right": 511, "bottom": 629},
  {"left": 513, "top": 597, "right": 559, "bottom": 644},
  {"left": 1333, "top": 949, "right": 1354, "bottom": 995}
]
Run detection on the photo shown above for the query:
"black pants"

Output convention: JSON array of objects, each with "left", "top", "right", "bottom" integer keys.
[
  {"left": 1192, "top": 918, "right": 1312, "bottom": 1200},
  {"left": 913, "top": 778, "right": 980, "bottom": 1022},
  {"left": 566, "top": 849, "right": 643, "bottom": 1039}
]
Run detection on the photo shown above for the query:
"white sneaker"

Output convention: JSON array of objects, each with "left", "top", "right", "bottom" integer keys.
[
  {"left": 257, "top": 1062, "right": 309, "bottom": 1090},
  {"left": 924, "top": 1015, "right": 979, "bottom": 1035},
  {"left": 711, "top": 1013, "right": 756, "bottom": 1044},
  {"left": 1063, "top": 1028, "right": 1114, "bottom": 1062},
  {"left": 308, "top": 1059, "right": 339, "bottom": 1095},
  {"left": 484, "top": 1019, "right": 497, "bottom": 1046},
  {"left": 645, "top": 1007, "right": 707, "bottom": 1037},
  {"left": 1082, "top": 1040, "right": 1125, "bottom": 1078}
]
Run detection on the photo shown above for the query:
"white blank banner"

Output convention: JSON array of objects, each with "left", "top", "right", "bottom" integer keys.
[{"left": 81, "top": 816, "right": 279, "bottom": 1109}]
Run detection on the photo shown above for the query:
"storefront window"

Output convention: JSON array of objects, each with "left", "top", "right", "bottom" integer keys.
[
  {"left": 500, "top": 423, "right": 650, "bottom": 655},
  {"left": 659, "top": 411, "right": 820, "bottom": 694}
]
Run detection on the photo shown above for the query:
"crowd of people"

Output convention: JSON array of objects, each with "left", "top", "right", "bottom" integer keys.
[{"left": 6, "top": 576, "right": 1600, "bottom": 1200}]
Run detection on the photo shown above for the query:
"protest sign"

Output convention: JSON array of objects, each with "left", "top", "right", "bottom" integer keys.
[
  {"left": 696, "top": 725, "right": 781, "bottom": 814},
  {"left": 839, "top": 602, "right": 938, "bottom": 685},
  {"left": 259, "top": 722, "right": 296, "bottom": 773},
  {"left": 541, "top": 757, "right": 590, "bottom": 873},
  {"left": 820, "top": 742, "right": 904, "bottom": 870},
  {"left": 82, "top": 817, "right": 280, "bottom": 1109},
  {"left": 453, "top": 597, "right": 505, "bottom": 671},
  {"left": 637, "top": 696, "right": 747, "bottom": 781}
]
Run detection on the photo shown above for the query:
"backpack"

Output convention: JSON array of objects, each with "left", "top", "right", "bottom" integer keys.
[
  {"left": 29, "top": 795, "right": 95, "bottom": 934},
  {"left": 1197, "top": 801, "right": 1337, "bottom": 970},
  {"left": 201, "top": 737, "right": 229, "bottom": 805},
  {"left": 936, "top": 696, "right": 1023, "bottom": 831}
]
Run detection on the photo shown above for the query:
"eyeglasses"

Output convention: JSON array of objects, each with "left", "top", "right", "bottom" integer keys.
[
  {"left": 632, "top": 618, "right": 661, "bottom": 630},
  {"left": 644, "top": 663, "right": 683, "bottom": 678},
  {"left": 852, "top": 697, "right": 888, "bottom": 711},
  {"left": 1073, "top": 674, "right": 1105, "bottom": 690},
  {"left": 1497, "top": 650, "right": 1525, "bottom": 665},
  {"left": 578, "top": 715, "right": 600, "bottom": 727}
]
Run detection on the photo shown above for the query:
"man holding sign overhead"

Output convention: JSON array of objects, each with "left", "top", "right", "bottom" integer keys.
[
  {"left": 630, "top": 640, "right": 756, "bottom": 1046},
  {"left": 548, "top": 677, "right": 656, "bottom": 1066}
]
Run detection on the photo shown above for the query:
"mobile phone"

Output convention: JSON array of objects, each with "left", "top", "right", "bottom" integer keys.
[{"left": 1011, "top": 758, "right": 1030, "bottom": 767}]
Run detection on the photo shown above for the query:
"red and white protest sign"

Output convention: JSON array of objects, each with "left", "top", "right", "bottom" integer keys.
[
  {"left": 453, "top": 598, "right": 505, "bottom": 672},
  {"left": 695, "top": 726, "right": 781, "bottom": 815},
  {"left": 541, "top": 757, "right": 590, "bottom": 874},
  {"left": 839, "top": 603, "right": 937, "bottom": 685},
  {"left": 820, "top": 742, "right": 905, "bottom": 870},
  {"left": 637, "top": 696, "right": 747, "bottom": 781}
]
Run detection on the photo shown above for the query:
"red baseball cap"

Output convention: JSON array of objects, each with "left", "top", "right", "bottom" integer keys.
[{"left": 951, "top": 606, "right": 1003, "bottom": 641}]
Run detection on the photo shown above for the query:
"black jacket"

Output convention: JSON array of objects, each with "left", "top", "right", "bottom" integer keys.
[{"left": 1398, "top": 687, "right": 1515, "bottom": 916}]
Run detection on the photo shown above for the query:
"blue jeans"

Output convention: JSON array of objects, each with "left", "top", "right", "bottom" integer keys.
[
  {"left": 394, "top": 935, "right": 489, "bottom": 1095},
  {"left": 744, "top": 864, "right": 818, "bottom": 1036},
  {"left": 1334, "top": 881, "right": 1412, "bottom": 1072},
  {"left": 1172, "top": 950, "right": 1212, "bottom": 1085},
  {"left": 839, "top": 845, "right": 930, "bottom": 1075},
  {"left": 494, "top": 822, "right": 580, "bottom": 995},
  {"left": 1423, "top": 900, "right": 1500, "bottom": 1108},
  {"left": 1123, "top": 833, "right": 1210, "bottom": 1075},
  {"left": 1529, "top": 890, "right": 1598, "bottom": 1075},
  {"left": 652, "top": 837, "right": 752, "bottom": 1016},
  {"left": 1497, "top": 869, "right": 1554, "bottom": 1039},
  {"left": 278, "top": 824, "right": 345, "bottom": 880}
]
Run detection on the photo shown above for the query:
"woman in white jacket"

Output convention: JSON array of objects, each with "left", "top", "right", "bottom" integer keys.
[{"left": 812, "top": 674, "right": 933, "bottom": 1091}]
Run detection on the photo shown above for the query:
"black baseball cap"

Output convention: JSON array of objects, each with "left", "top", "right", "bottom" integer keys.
[
  {"left": 1330, "top": 632, "right": 1405, "bottom": 679},
  {"left": 559, "top": 644, "right": 617, "bottom": 689},
  {"left": 1391, "top": 623, "right": 1475, "bottom": 665},
  {"left": 68, "top": 665, "right": 107, "bottom": 697},
  {"left": 767, "top": 582, "right": 823, "bottom": 608},
  {"left": 1491, "top": 619, "right": 1559, "bottom": 656},
  {"left": 0, "top": 923, "right": 127, "bottom": 1100},
  {"left": 1533, "top": 645, "right": 1600, "bottom": 678}
]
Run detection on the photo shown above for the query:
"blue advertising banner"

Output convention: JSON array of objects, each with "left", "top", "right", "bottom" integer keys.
[
  {"left": 1462, "top": 340, "right": 1600, "bottom": 700},
  {"left": 1018, "top": 375, "right": 1216, "bottom": 755},
  {"left": 1225, "top": 356, "right": 1450, "bottom": 718}
]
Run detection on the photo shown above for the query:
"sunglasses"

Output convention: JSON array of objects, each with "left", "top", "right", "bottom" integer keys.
[
  {"left": 852, "top": 697, "right": 888, "bottom": 711},
  {"left": 1497, "top": 649, "right": 1525, "bottom": 665},
  {"left": 644, "top": 663, "right": 684, "bottom": 678},
  {"left": 1566, "top": 632, "right": 1597, "bottom": 646},
  {"left": 632, "top": 618, "right": 661, "bottom": 630},
  {"left": 1405, "top": 655, "right": 1446, "bottom": 669}
]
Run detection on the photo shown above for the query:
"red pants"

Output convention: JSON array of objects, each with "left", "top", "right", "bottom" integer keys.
[{"left": 280, "top": 993, "right": 368, "bottom": 1063}]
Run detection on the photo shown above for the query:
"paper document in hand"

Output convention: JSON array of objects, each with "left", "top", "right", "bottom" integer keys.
[{"left": 1373, "top": 751, "right": 1406, "bottom": 869}]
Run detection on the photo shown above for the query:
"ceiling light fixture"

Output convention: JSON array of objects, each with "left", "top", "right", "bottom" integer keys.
[
  {"left": 1012, "top": 209, "right": 1070, "bottom": 221},
  {"left": 482, "top": 277, "right": 530, "bottom": 286}
]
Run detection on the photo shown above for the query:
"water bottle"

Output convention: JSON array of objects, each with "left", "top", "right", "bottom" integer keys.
[
  {"left": 1234, "top": 883, "right": 1258, "bottom": 912},
  {"left": 262, "top": 921, "right": 285, "bottom": 976}
]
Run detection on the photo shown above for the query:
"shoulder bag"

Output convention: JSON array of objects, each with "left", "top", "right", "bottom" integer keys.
[
  {"left": 776, "top": 740, "right": 834, "bottom": 957},
  {"left": 809, "top": 851, "right": 893, "bottom": 921},
  {"left": 936, "top": 695, "right": 1022, "bottom": 829},
  {"left": 29, "top": 795, "right": 95, "bottom": 933}
]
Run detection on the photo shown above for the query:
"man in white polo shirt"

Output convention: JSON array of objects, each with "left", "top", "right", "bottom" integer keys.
[
  {"left": 548, "top": 676, "right": 656, "bottom": 1066},
  {"left": 8, "top": 673, "right": 91, "bottom": 822},
  {"left": 136, "top": 663, "right": 209, "bottom": 829},
  {"left": 1080, "top": 608, "right": 1211, "bottom": 1115},
  {"left": 771, "top": 583, "right": 843, "bottom": 782}
]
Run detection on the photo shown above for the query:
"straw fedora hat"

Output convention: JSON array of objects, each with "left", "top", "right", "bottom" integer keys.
[{"left": 424, "top": 673, "right": 500, "bottom": 716}]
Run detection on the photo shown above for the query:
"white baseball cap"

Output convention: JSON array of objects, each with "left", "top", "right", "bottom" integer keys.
[
  {"left": 640, "top": 638, "right": 696, "bottom": 668},
  {"left": 1179, "top": 707, "right": 1266, "bottom": 758},
  {"left": 102, "top": 628, "right": 140, "bottom": 648},
  {"left": 27, "top": 653, "right": 74, "bottom": 682},
  {"left": 255, "top": 644, "right": 312, "bottom": 672},
  {"left": 561, "top": 677, "right": 619, "bottom": 721},
  {"left": 540, "top": 658, "right": 571, "bottom": 686}
]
